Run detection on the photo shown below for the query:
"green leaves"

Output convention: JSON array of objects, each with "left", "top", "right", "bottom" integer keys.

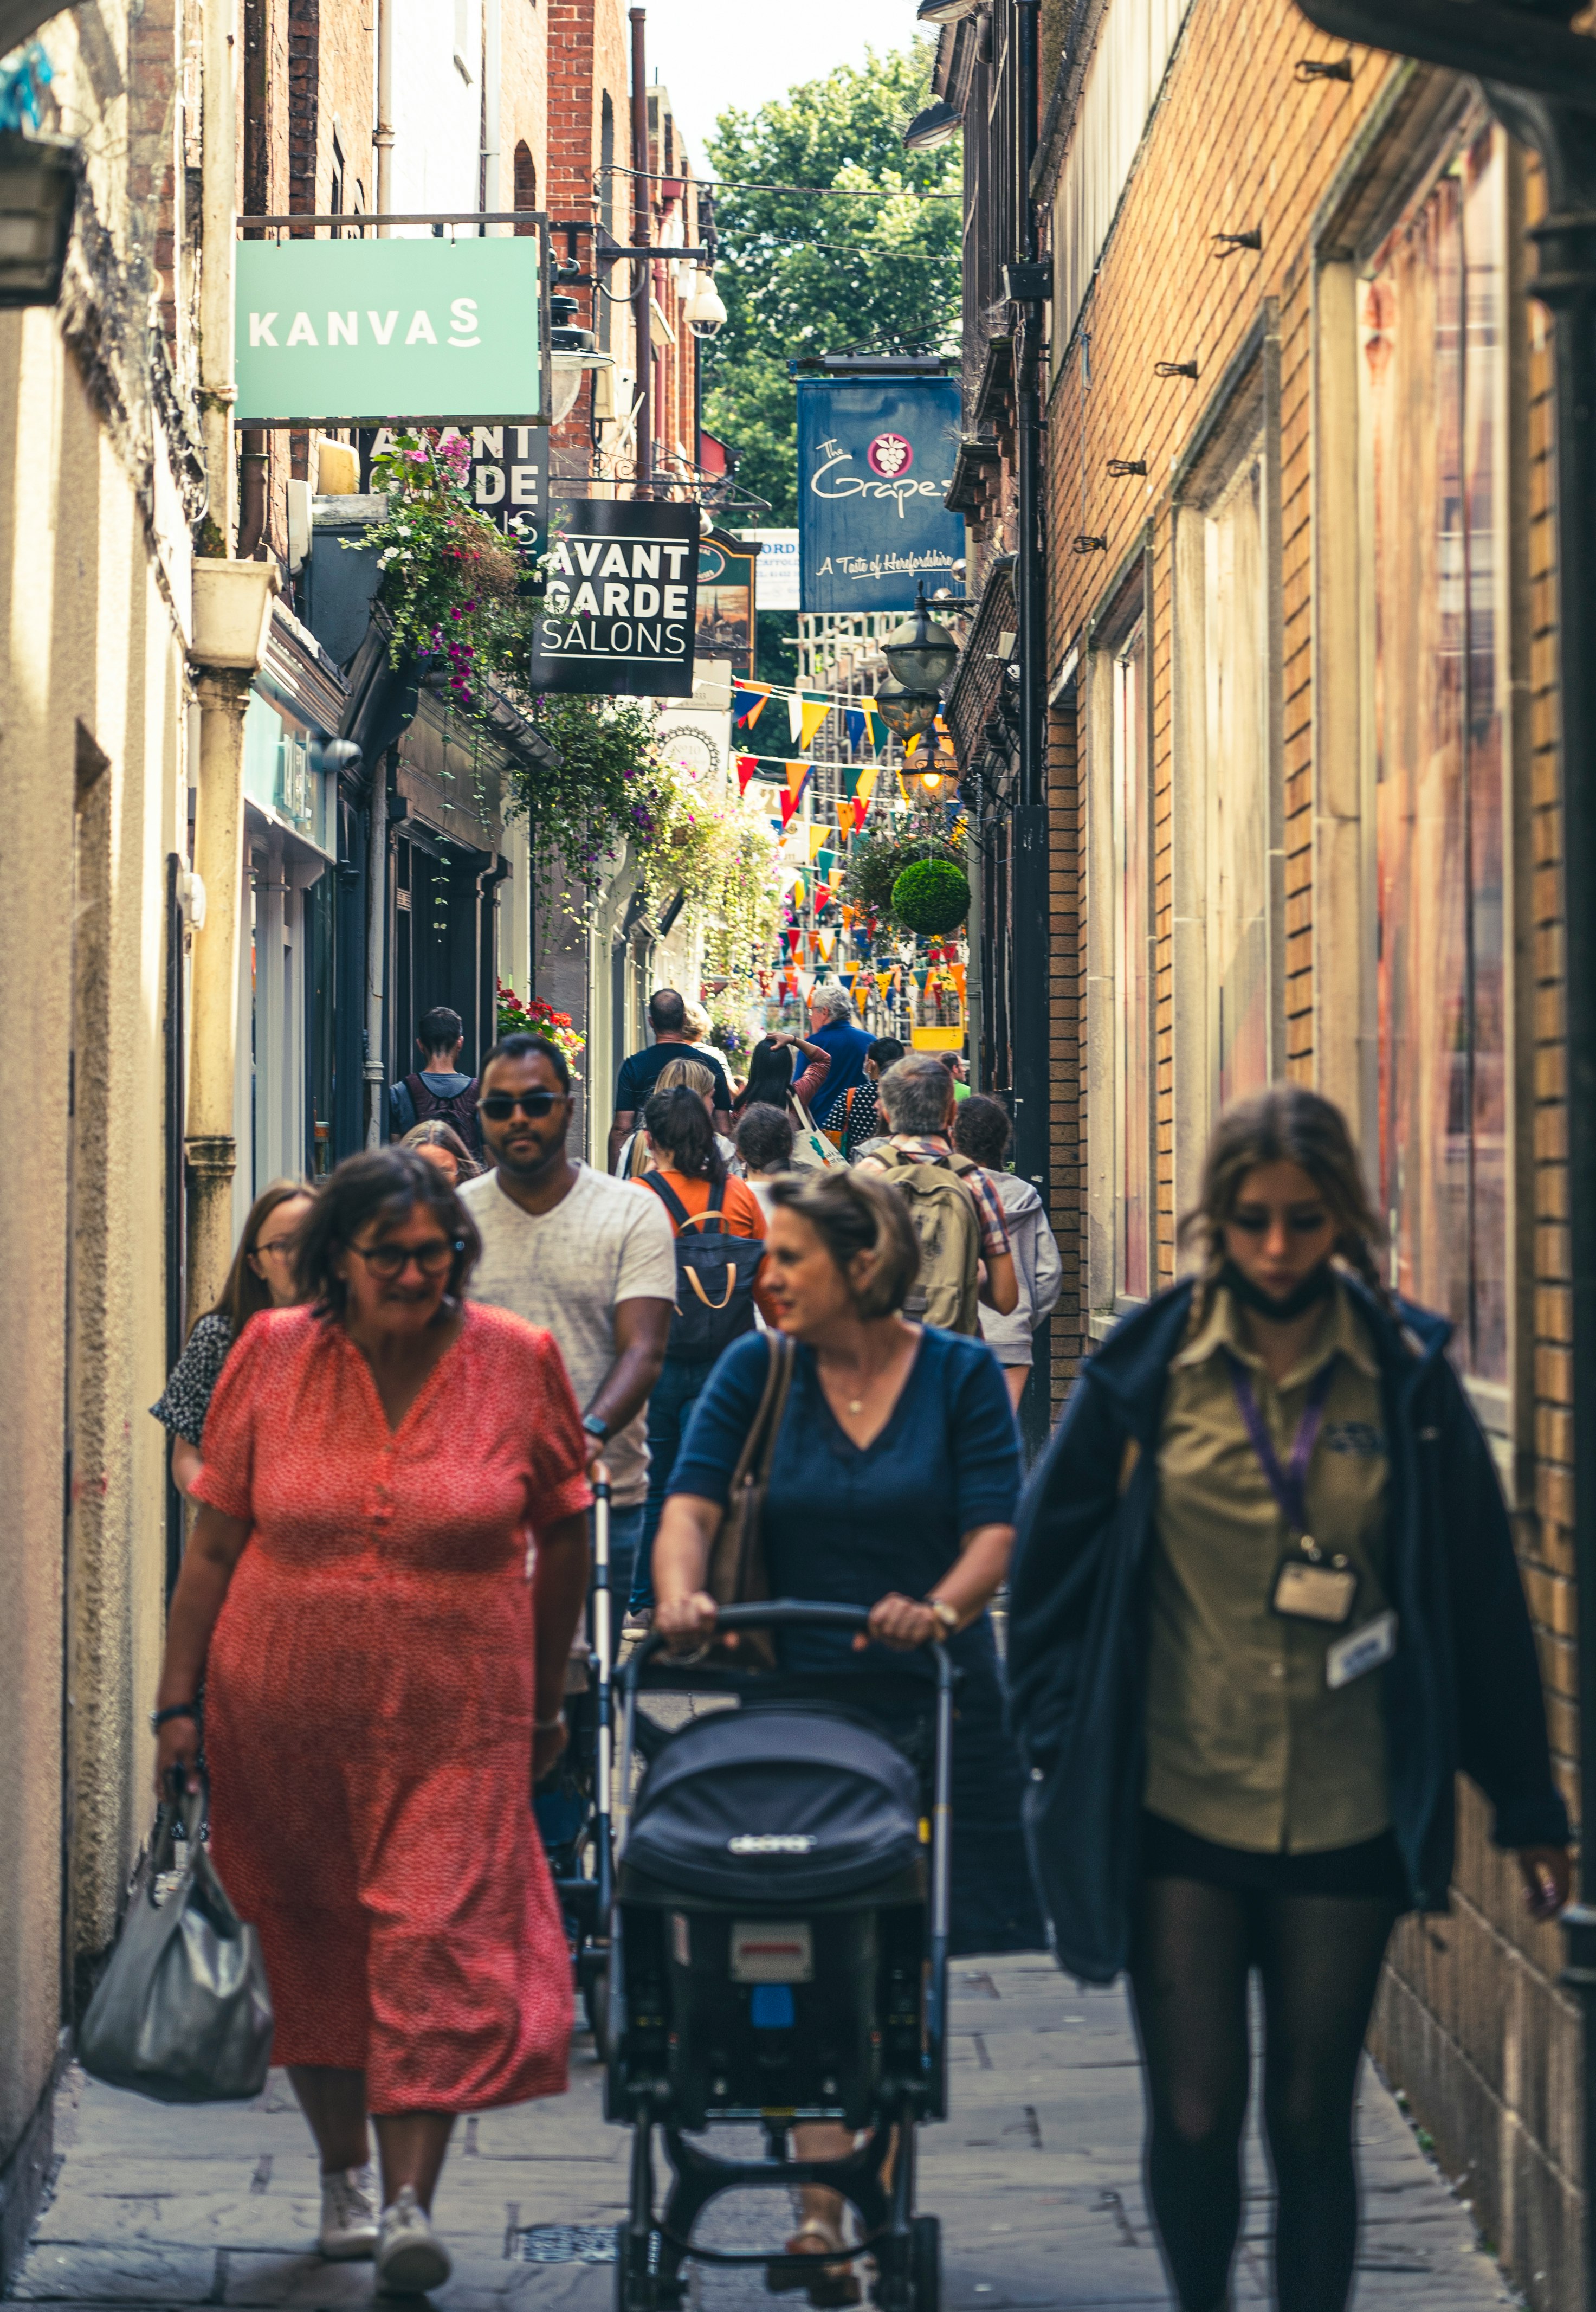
[
  {"left": 890, "top": 856, "right": 971, "bottom": 937},
  {"left": 702, "top": 41, "right": 961, "bottom": 523}
]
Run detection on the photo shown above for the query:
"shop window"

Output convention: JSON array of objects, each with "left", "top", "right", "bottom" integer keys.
[
  {"left": 1365, "top": 126, "right": 1509, "bottom": 1392},
  {"left": 1175, "top": 423, "right": 1271, "bottom": 1118},
  {"left": 1112, "top": 620, "right": 1152, "bottom": 1300}
]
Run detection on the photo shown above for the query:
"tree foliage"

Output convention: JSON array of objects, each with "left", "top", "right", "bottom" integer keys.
[{"left": 703, "top": 42, "right": 961, "bottom": 524}]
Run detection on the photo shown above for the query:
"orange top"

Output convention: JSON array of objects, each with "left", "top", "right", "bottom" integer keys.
[{"left": 645, "top": 1168, "right": 779, "bottom": 1323}]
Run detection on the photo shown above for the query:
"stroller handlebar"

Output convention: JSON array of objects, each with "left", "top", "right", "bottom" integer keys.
[{"left": 623, "top": 1599, "right": 954, "bottom": 1693}]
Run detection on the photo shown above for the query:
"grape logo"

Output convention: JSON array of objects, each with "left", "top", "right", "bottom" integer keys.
[{"left": 867, "top": 432, "right": 913, "bottom": 478}]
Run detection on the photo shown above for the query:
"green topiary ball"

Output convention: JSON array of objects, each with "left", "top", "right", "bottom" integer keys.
[{"left": 890, "top": 857, "right": 971, "bottom": 937}]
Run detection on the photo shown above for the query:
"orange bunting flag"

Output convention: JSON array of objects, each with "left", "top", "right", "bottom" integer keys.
[
  {"left": 835, "top": 799, "right": 858, "bottom": 840},
  {"left": 855, "top": 982, "right": 870, "bottom": 1013},
  {"left": 828, "top": 865, "right": 845, "bottom": 890},
  {"left": 786, "top": 759, "right": 811, "bottom": 804},
  {"left": 949, "top": 961, "right": 967, "bottom": 998}
]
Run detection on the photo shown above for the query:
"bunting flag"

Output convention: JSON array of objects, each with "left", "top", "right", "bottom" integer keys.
[
  {"left": 875, "top": 970, "right": 894, "bottom": 997},
  {"left": 779, "top": 787, "right": 802, "bottom": 828},
  {"left": 815, "top": 847, "right": 837, "bottom": 880},
  {"left": 796, "top": 693, "right": 832, "bottom": 752},
  {"left": 733, "top": 682, "right": 772, "bottom": 729},
  {"left": 949, "top": 961, "right": 967, "bottom": 997},
  {"left": 855, "top": 981, "right": 870, "bottom": 1012},
  {"left": 828, "top": 865, "right": 845, "bottom": 891},
  {"left": 834, "top": 800, "right": 857, "bottom": 841},
  {"left": 843, "top": 701, "right": 888, "bottom": 754},
  {"left": 785, "top": 926, "right": 803, "bottom": 956},
  {"left": 807, "top": 824, "right": 833, "bottom": 861},
  {"left": 796, "top": 968, "right": 816, "bottom": 1000},
  {"left": 817, "top": 930, "right": 836, "bottom": 963},
  {"left": 786, "top": 759, "right": 812, "bottom": 805},
  {"left": 792, "top": 874, "right": 806, "bottom": 908},
  {"left": 736, "top": 755, "right": 759, "bottom": 795},
  {"left": 841, "top": 904, "right": 856, "bottom": 928},
  {"left": 913, "top": 967, "right": 931, "bottom": 991}
]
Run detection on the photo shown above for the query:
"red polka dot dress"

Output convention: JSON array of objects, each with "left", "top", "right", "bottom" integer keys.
[{"left": 190, "top": 1301, "right": 592, "bottom": 2113}]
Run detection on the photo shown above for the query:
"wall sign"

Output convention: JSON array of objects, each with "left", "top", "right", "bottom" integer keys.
[
  {"left": 694, "top": 531, "right": 757, "bottom": 680},
  {"left": 739, "top": 527, "right": 799, "bottom": 610},
  {"left": 235, "top": 235, "right": 546, "bottom": 425},
  {"left": 797, "top": 378, "right": 965, "bottom": 613},
  {"left": 529, "top": 501, "right": 702, "bottom": 697}
]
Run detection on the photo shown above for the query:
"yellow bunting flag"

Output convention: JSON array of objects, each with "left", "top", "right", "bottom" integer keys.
[
  {"left": 798, "top": 695, "right": 831, "bottom": 752},
  {"left": 875, "top": 970, "right": 894, "bottom": 997},
  {"left": 807, "top": 823, "right": 833, "bottom": 860},
  {"left": 817, "top": 930, "right": 835, "bottom": 963}
]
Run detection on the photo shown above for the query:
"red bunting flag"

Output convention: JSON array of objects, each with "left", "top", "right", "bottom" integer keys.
[{"left": 736, "top": 755, "right": 759, "bottom": 794}]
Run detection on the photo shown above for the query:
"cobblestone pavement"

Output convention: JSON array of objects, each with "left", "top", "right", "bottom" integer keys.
[{"left": 15, "top": 1955, "right": 1515, "bottom": 2311}]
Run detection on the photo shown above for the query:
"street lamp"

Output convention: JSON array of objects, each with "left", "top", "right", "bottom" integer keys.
[
  {"left": 901, "top": 98, "right": 961, "bottom": 152},
  {"left": 883, "top": 582, "right": 961, "bottom": 693},
  {"left": 683, "top": 267, "right": 727, "bottom": 339},
  {"left": 874, "top": 672, "right": 940, "bottom": 744},
  {"left": 0, "top": 129, "right": 81, "bottom": 306}
]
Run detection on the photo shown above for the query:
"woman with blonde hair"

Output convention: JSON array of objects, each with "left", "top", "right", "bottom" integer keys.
[
  {"left": 400, "top": 1118, "right": 480, "bottom": 1186},
  {"left": 150, "top": 1178, "right": 316, "bottom": 1497},
  {"left": 1007, "top": 1084, "right": 1569, "bottom": 2312}
]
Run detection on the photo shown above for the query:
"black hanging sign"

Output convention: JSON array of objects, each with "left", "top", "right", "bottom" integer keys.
[{"left": 529, "top": 500, "right": 701, "bottom": 697}]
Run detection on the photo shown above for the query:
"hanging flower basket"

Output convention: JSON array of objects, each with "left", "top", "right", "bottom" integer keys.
[{"left": 889, "top": 857, "right": 971, "bottom": 937}]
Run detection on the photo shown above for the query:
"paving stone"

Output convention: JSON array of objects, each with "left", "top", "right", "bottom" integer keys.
[{"left": 17, "top": 1958, "right": 1520, "bottom": 2310}]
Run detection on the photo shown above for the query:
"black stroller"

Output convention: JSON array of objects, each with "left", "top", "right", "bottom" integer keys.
[{"left": 605, "top": 1602, "right": 952, "bottom": 2312}]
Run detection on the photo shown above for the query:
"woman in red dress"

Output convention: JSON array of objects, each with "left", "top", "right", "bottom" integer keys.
[{"left": 152, "top": 1148, "right": 592, "bottom": 2296}]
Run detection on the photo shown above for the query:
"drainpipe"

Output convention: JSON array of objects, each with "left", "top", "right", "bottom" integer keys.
[
  {"left": 482, "top": 0, "right": 501, "bottom": 232},
  {"left": 237, "top": 0, "right": 268, "bottom": 558},
  {"left": 1288, "top": 0, "right": 1596, "bottom": 2295},
  {"left": 374, "top": 0, "right": 395, "bottom": 236},
  {"left": 187, "top": 570, "right": 279, "bottom": 1326},
  {"left": 1009, "top": 0, "right": 1051, "bottom": 1343},
  {"left": 198, "top": 0, "right": 239, "bottom": 551},
  {"left": 630, "top": 8, "right": 652, "bottom": 497},
  {"left": 365, "top": 766, "right": 389, "bottom": 1146}
]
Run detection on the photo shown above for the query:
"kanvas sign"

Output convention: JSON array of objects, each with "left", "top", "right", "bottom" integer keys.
[{"left": 235, "top": 236, "right": 545, "bottom": 425}]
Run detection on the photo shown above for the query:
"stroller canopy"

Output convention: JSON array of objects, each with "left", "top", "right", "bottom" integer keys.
[{"left": 625, "top": 1704, "right": 924, "bottom": 1904}]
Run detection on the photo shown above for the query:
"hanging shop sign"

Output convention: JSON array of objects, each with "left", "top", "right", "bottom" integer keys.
[
  {"left": 797, "top": 378, "right": 965, "bottom": 615},
  {"left": 694, "top": 531, "right": 757, "bottom": 680},
  {"left": 367, "top": 422, "right": 550, "bottom": 553},
  {"left": 235, "top": 235, "right": 546, "bottom": 426},
  {"left": 529, "top": 500, "right": 701, "bottom": 697},
  {"left": 739, "top": 527, "right": 799, "bottom": 610}
]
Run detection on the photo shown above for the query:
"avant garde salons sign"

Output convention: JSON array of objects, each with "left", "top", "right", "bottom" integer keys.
[
  {"left": 797, "top": 377, "right": 965, "bottom": 614},
  {"left": 235, "top": 237, "right": 544, "bottom": 425},
  {"left": 529, "top": 502, "right": 702, "bottom": 697}
]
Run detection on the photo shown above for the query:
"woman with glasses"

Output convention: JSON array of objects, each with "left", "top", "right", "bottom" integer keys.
[
  {"left": 150, "top": 1178, "right": 316, "bottom": 1498},
  {"left": 1007, "top": 1086, "right": 1569, "bottom": 2312},
  {"left": 149, "top": 1148, "right": 592, "bottom": 2296}
]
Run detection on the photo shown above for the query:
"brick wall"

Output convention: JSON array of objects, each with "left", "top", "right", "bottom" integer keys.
[{"left": 1032, "top": 0, "right": 1585, "bottom": 2298}]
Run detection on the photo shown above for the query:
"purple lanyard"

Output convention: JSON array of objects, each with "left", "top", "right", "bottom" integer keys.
[{"left": 1224, "top": 1350, "right": 1337, "bottom": 1540}]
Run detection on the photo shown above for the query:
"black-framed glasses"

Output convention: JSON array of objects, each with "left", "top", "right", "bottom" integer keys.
[
  {"left": 346, "top": 1237, "right": 462, "bottom": 1280},
  {"left": 481, "top": 1090, "right": 565, "bottom": 1122}
]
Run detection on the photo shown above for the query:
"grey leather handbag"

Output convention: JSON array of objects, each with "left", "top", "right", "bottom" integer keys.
[{"left": 79, "top": 1783, "right": 274, "bottom": 2103}]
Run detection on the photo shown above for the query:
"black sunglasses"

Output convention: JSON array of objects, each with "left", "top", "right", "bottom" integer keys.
[{"left": 481, "top": 1090, "right": 566, "bottom": 1122}]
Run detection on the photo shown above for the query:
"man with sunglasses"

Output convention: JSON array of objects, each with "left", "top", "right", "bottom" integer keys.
[{"left": 460, "top": 1033, "right": 676, "bottom": 1617}]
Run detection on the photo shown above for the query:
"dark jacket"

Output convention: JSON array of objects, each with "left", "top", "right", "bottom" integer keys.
[{"left": 1006, "top": 1276, "right": 1568, "bottom": 1983}]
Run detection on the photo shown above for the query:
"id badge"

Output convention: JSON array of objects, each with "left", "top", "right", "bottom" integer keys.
[
  {"left": 1270, "top": 1551, "right": 1359, "bottom": 1626},
  {"left": 1326, "top": 1609, "right": 1398, "bottom": 1690}
]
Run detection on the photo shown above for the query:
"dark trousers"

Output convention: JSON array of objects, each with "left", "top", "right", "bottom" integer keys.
[{"left": 630, "top": 1357, "right": 712, "bottom": 1612}]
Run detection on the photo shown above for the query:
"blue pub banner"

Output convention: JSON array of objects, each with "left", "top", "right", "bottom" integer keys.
[{"left": 797, "top": 377, "right": 966, "bottom": 615}]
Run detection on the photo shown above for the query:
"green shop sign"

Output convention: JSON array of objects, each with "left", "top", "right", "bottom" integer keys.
[{"left": 235, "top": 235, "right": 545, "bottom": 426}]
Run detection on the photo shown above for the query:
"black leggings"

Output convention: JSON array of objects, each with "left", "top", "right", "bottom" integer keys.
[{"left": 1127, "top": 1873, "right": 1400, "bottom": 2312}]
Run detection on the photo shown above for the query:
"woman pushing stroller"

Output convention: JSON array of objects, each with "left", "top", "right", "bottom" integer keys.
[{"left": 652, "top": 1166, "right": 1044, "bottom": 2301}]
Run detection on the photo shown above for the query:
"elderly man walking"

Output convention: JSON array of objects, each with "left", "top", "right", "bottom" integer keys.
[
  {"left": 858, "top": 1052, "right": 1018, "bottom": 1334},
  {"left": 805, "top": 983, "right": 876, "bottom": 1132}
]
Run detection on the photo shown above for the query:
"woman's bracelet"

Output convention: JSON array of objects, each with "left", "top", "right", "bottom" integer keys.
[{"left": 149, "top": 1701, "right": 200, "bottom": 1733}]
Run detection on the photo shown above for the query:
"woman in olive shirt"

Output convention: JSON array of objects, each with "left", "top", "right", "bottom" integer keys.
[{"left": 1008, "top": 1087, "right": 1569, "bottom": 2312}]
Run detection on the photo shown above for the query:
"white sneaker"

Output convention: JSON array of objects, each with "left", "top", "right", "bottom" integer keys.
[
  {"left": 318, "top": 2166, "right": 378, "bottom": 2261},
  {"left": 376, "top": 2184, "right": 453, "bottom": 2295}
]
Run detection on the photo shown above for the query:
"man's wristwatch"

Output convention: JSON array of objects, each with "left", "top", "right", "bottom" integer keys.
[
  {"left": 925, "top": 1598, "right": 959, "bottom": 1640},
  {"left": 581, "top": 1414, "right": 610, "bottom": 1444}
]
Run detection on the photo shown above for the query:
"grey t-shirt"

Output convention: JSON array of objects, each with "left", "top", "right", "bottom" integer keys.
[{"left": 459, "top": 1163, "right": 677, "bottom": 1506}]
